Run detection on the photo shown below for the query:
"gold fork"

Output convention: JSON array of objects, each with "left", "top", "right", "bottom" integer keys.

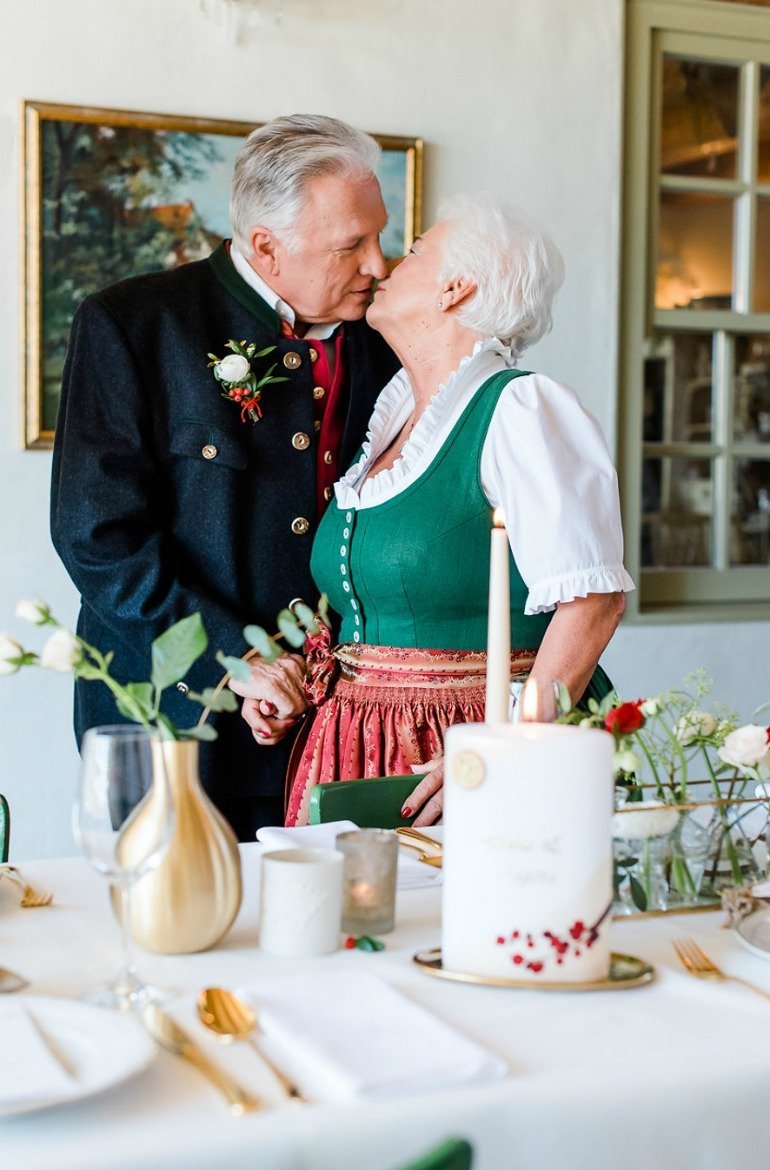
[
  {"left": 0, "top": 865, "right": 53, "bottom": 908},
  {"left": 673, "top": 937, "right": 770, "bottom": 1003}
]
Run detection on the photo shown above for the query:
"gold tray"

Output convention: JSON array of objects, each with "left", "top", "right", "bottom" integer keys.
[{"left": 413, "top": 948, "right": 654, "bottom": 991}]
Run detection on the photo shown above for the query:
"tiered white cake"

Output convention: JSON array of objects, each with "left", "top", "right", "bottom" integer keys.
[{"left": 441, "top": 722, "right": 614, "bottom": 983}]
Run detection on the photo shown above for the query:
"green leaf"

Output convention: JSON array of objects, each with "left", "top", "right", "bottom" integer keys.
[
  {"left": 292, "top": 601, "right": 319, "bottom": 634},
  {"left": 215, "top": 651, "right": 253, "bottom": 682},
  {"left": 243, "top": 624, "right": 275, "bottom": 658},
  {"left": 181, "top": 723, "right": 218, "bottom": 742},
  {"left": 207, "top": 352, "right": 219, "bottom": 361},
  {"left": 556, "top": 681, "right": 572, "bottom": 716},
  {"left": 354, "top": 935, "right": 385, "bottom": 952},
  {"left": 114, "top": 682, "right": 155, "bottom": 722},
  {"left": 195, "top": 687, "right": 238, "bottom": 713},
  {"left": 254, "top": 346, "right": 276, "bottom": 358},
  {"left": 628, "top": 876, "right": 648, "bottom": 911},
  {"left": 277, "top": 610, "right": 307, "bottom": 649},
  {"left": 155, "top": 712, "right": 179, "bottom": 741},
  {"left": 151, "top": 613, "right": 208, "bottom": 692}
]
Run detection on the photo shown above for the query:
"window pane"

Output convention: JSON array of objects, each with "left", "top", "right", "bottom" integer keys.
[
  {"left": 656, "top": 192, "right": 734, "bottom": 309},
  {"left": 735, "top": 334, "right": 770, "bottom": 442},
  {"left": 641, "top": 456, "right": 713, "bottom": 567},
  {"left": 755, "top": 197, "right": 770, "bottom": 312},
  {"left": 661, "top": 57, "right": 738, "bottom": 179},
  {"left": 644, "top": 332, "right": 713, "bottom": 442},
  {"left": 759, "top": 66, "right": 770, "bottom": 184},
  {"left": 731, "top": 459, "right": 770, "bottom": 565}
]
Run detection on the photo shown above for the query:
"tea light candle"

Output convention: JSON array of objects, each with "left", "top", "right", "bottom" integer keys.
[
  {"left": 485, "top": 509, "right": 510, "bottom": 723},
  {"left": 336, "top": 829, "right": 398, "bottom": 935}
]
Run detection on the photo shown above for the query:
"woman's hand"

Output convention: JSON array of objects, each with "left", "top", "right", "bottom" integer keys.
[
  {"left": 402, "top": 757, "right": 444, "bottom": 826},
  {"left": 229, "top": 654, "right": 309, "bottom": 746}
]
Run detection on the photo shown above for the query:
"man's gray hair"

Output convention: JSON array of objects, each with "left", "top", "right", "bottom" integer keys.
[
  {"left": 230, "top": 114, "right": 381, "bottom": 252},
  {"left": 437, "top": 193, "right": 565, "bottom": 355}
]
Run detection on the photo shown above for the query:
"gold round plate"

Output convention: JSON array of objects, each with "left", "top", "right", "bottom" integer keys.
[{"left": 413, "top": 948, "right": 654, "bottom": 991}]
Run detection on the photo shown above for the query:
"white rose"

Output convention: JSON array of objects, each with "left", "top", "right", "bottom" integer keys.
[
  {"left": 675, "top": 710, "right": 717, "bottom": 745},
  {"left": 0, "top": 632, "right": 24, "bottom": 675},
  {"left": 40, "top": 629, "right": 82, "bottom": 673},
  {"left": 612, "top": 800, "right": 680, "bottom": 841},
  {"left": 613, "top": 748, "right": 642, "bottom": 774},
  {"left": 216, "top": 354, "right": 251, "bottom": 383},
  {"left": 15, "top": 598, "right": 50, "bottom": 625},
  {"left": 641, "top": 695, "right": 662, "bottom": 717},
  {"left": 719, "top": 724, "right": 770, "bottom": 770}
]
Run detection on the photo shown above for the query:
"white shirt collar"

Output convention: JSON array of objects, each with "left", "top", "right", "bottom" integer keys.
[{"left": 230, "top": 246, "right": 340, "bottom": 341}]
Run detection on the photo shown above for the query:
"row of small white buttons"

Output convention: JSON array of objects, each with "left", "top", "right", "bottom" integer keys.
[{"left": 343, "top": 511, "right": 360, "bottom": 642}]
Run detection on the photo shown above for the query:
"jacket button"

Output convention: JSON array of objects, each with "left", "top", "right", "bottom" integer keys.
[
  {"left": 291, "top": 517, "right": 310, "bottom": 535},
  {"left": 323, "top": 485, "right": 333, "bottom": 501},
  {"left": 314, "top": 420, "right": 322, "bottom": 432},
  {"left": 323, "top": 450, "right": 334, "bottom": 465},
  {"left": 309, "top": 347, "right": 319, "bottom": 363},
  {"left": 201, "top": 444, "right": 218, "bottom": 460},
  {"left": 292, "top": 432, "right": 310, "bottom": 451},
  {"left": 313, "top": 385, "right": 325, "bottom": 400},
  {"left": 283, "top": 351, "right": 302, "bottom": 370}
]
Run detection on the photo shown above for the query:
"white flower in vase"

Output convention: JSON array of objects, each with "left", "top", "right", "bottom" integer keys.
[
  {"left": 40, "top": 629, "right": 83, "bottom": 673},
  {"left": 612, "top": 800, "right": 680, "bottom": 841},
  {"left": 0, "top": 632, "right": 25, "bottom": 675},
  {"left": 15, "top": 598, "right": 51, "bottom": 625},
  {"left": 718, "top": 724, "right": 770, "bottom": 773},
  {"left": 675, "top": 710, "right": 717, "bottom": 745}
]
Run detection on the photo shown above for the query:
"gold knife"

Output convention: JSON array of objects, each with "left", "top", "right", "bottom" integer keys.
[
  {"left": 144, "top": 1004, "right": 263, "bottom": 1115},
  {"left": 395, "top": 826, "right": 443, "bottom": 853}
]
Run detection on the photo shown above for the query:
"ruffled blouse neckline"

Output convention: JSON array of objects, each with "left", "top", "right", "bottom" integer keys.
[{"left": 336, "top": 336, "right": 514, "bottom": 508}]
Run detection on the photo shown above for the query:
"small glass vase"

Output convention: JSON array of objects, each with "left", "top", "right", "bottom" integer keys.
[{"left": 667, "top": 811, "right": 712, "bottom": 908}]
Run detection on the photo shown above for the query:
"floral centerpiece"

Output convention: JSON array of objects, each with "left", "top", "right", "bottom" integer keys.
[
  {"left": 1, "top": 596, "right": 327, "bottom": 954},
  {"left": 560, "top": 672, "right": 770, "bottom": 913}
]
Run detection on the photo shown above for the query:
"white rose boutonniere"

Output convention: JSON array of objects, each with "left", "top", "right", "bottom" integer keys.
[{"left": 207, "top": 339, "right": 289, "bottom": 424}]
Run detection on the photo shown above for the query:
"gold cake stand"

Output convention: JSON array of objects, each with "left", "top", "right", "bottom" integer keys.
[{"left": 413, "top": 948, "right": 654, "bottom": 991}]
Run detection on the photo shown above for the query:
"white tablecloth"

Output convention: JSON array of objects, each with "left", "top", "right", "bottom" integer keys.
[{"left": 2, "top": 846, "right": 770, "bottom": 1170}]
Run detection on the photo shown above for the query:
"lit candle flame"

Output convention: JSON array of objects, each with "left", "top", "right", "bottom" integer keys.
[
  {"left": 492, "top": 508, "right": 506, "bottom": 529},
  {"left": 521, "top": 678, "right": 540, "bottom": 722}
]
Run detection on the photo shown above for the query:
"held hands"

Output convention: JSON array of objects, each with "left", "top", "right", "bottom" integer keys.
[
  {"left": 229, "top": 653, "right": 309, "bottom": 745},
  {"left": 403, "top": 757, "right": 444, "bottom": 826}
]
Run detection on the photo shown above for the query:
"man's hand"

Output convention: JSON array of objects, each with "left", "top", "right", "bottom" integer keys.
[
  {"left": 229, "top": 654, "right": 308, "bottom": 746},
  {"left": 401, "top": 757, "right": 444, "bottom": 826}
]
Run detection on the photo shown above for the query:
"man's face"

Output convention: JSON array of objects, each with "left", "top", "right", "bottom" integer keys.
[{"left": 258, "top": 173, "right": 389, "bottom": 326}]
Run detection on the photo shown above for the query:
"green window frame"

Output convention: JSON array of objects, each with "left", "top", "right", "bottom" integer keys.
[{"left": 621, "top": 0, "right": 770, "bottom": 621}]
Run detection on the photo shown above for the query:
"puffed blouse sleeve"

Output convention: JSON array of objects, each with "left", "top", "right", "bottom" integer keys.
[{"left": 480, "top": 372, "right": 635, "bottom": 615}]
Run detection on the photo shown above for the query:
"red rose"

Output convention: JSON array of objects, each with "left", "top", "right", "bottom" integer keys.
[{"left": 604, "top": 700, "right": 645, "bottom": 735}]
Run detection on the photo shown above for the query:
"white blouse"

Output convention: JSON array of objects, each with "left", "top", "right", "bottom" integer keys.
[{"left": 334, "top": 337, "right": 635, "bottom": 615}]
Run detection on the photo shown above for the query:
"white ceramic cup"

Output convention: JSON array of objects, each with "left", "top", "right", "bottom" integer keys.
[{"left": 259, "top": 848, "right": 344, "bottom": 957}]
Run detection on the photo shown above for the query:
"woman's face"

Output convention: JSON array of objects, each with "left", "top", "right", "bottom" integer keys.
[{"left": 366, "top": 220, "right": 452, "bottom": 336}]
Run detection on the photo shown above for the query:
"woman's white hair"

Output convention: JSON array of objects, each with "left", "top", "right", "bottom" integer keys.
[
  {"left": 230, "top": 114, "right": 381, "bottom": 253},
  {"left": 437, "top": 193, "right": 565, "bottom": 355}
]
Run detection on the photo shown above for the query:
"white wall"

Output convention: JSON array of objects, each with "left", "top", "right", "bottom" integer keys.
[{"left": 0, "top": 0, "right": 767, "bottom": 858}]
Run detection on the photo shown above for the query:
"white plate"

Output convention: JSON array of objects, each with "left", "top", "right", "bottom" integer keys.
[
  {"left": 735, "top": 908, "right": 770, "bottom": 960},
  {"left": 0, "top": 995, "right": 156, "bottom": 1116}
]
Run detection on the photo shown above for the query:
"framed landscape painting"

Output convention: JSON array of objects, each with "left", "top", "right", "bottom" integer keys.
[{"left": 21, "top": 101, "right": 423, "bottom": 448}]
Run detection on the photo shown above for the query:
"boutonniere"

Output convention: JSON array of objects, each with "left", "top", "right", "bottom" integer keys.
[{"left": 207, "top": 340, "right": 288, "bottom": 423}]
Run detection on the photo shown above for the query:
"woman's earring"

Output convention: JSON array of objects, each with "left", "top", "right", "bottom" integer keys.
[{"left": 437, "top": 299, "right": 444, "bottom": 309}]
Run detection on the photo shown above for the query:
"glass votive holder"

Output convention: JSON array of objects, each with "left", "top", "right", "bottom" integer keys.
[{"left": 336, "top": 829, "right": 398, "bottom": 935}]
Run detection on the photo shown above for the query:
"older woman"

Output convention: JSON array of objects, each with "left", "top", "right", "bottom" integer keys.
[{"left": 234, "top": 194, "right": 634, "bottom": 826}]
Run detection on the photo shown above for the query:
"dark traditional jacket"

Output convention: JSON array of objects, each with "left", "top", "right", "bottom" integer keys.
[{"left": 50, "top": 243, "right": 398, "bottom": 829}]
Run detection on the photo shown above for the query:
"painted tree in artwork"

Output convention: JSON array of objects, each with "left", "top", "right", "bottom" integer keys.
[{"left": 40, "top": 122, "right": 227, "bottom": 429}]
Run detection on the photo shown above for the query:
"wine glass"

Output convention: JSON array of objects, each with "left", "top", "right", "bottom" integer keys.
[
  {"left": 511, "top": 676, "right": 566, "bottom": 723},
  {"left": 73, "top": 726, "right": 175, "bottom": 1011}
]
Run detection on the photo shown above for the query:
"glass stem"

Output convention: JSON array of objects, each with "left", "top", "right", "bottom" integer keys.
[{"left": 115, "top": 878, "right": 138, "bottom": 993}]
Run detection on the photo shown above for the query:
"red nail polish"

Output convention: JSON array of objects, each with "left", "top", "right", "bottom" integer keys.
[{"left": 401, "top": 807, "right": 413, "bottom": 818}]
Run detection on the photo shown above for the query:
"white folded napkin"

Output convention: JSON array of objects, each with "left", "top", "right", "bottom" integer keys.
[
  {"left": 0, "top": 1002, "right": 75, "bottom": 1107},
  {"left": 238, "top": 971, "right": 506, "bottom": 1102},
  {"left": 256, "top": 821, "right": 442, "bottom": 889}
]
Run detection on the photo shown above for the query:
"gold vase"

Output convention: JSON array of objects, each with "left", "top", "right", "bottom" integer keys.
[{"left": 117, "top": 739, "right": 242, "bottom": 954}]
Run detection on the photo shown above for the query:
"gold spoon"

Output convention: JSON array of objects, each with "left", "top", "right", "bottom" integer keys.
[{"left": 197, "top": 987, "right": 307, "bottom": 1103}]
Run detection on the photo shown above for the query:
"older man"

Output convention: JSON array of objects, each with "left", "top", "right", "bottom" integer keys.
[{"left": 51, "top": 115, "right": 398, "bottom": 839}]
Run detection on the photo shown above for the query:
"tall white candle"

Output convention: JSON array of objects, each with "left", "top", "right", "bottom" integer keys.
[
  {"left": 485, "top": 509, "right": 511, "bottom": 723},
  {"left": 442, "top": 722, "right": 614, "bottom": 983}
]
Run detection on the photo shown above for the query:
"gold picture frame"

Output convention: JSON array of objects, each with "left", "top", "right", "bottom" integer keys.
[{"left": 21, "top": 100, "right": 424, "bottom": 449}]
